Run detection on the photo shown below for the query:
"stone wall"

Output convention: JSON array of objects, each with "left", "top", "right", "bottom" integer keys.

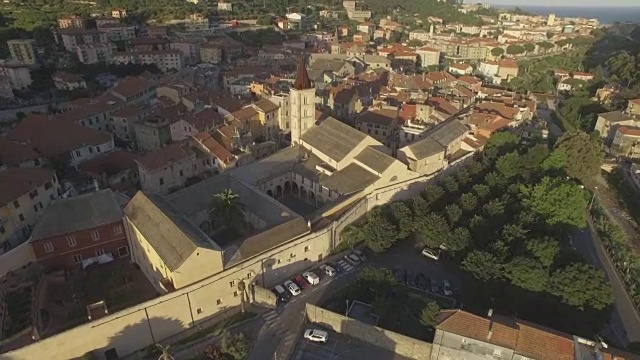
[
  {"left": 305, "top": 304, "right": 432, "bottom": 360},
  {"left": 0, "top": 242, "right": 36, "bottom": 279}
]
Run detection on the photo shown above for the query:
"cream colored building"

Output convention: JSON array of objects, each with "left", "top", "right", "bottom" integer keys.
[
  {"left": 7, "top": 39, "right": 36, "bottom": 65},
  {"left": 136, "top": 142, "right": 205, "bottom": 194},
  {"left": 77, "top": 43, "right": 114, "bottom": 64},
  {"left": 0, "top": 60, "right": 32, "bottom": 89},
  {"left": 0, "top": 167, "right": 61, "bottom": 248}
]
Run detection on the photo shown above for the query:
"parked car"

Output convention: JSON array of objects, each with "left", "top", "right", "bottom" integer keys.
[
  {"left": 442, "top": 279, "right": 453, "bottom": 296},
  {"left": 293, "top": 275, "right": 309, "bottom": 290},
  {"left": 319, "top": 264, "right": 337, "bottom": 277},
  {"left": 430, "top": 278, "right": 439, "bottom": 293},
  {"left": 304, "top": 329, "right": 328, "bottom": 343},
  {"left": 302, "top": 271, "right": 320, "bottom": 285},
  {"left": 327, "top": 262, "right": 343, "bottom": 273},
  {"left": 283, "top": 280, "right": 301, "bottom": 296},
  {"left": 273, "top": 285, "right": 289, "bottom": 303},
  {"left": 353, "top": 249, "right": 367, "bottom": 262},
  {"left": 421, "top": 248, "right": 440, "bottom": 261},
  {"left": 345, "top": 253, "right": 361, "bottom": 265}
]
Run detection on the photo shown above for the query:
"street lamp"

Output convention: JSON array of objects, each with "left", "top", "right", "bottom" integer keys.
[{"left": 589, "top": 186, "right": 598, "bottom": 211}]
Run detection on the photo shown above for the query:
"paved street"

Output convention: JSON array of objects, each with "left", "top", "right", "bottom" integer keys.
[{"left": 289, "top": 329, "right": 413, "bottom": 360}]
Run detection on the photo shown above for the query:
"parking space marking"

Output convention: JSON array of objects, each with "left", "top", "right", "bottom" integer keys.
[
  {"left": 337, "top": 260, "right": 353, "bottom": 273},
  {"left": 262, "top": 310, "right": 278, "bottom": 325}
]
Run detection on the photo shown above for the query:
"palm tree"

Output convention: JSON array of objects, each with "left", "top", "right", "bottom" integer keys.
[
  {"left": 156, "top": 344, "right": 174, "bottom": 360},
  {"left": 209, "top": 189, "right": 246, "bottom": 232}
]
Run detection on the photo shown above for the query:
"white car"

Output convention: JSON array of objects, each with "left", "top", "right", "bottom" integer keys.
[
  {"left": 345, "top": 253, "right": 361, "bottom": 265},
  {"left": 353, "top": 249, "right": 367, "bottom": 261},
  {"left": 442, "top": 279, "right": 453, "bottom": 296},
  {"left": 302, "top": 271, "right": 320, "bottom": 285},
  {"left": 421, "top": 248, "right": 440, "bottom": 261},
  {"left": 304, "top": 329, "right": 328, "bottom": 343},
  {"left": 319, "top": 264, "right": 336, "bottom": 277},
  {"left": 283, "top": 280, "right": 301, "bottom": 296}
]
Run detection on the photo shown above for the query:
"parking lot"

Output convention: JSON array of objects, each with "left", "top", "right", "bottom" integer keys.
[{"left": 290, "top": 328, "right": 414, "bottom": 360}]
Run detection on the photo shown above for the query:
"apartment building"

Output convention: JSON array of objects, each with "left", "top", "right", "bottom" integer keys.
[
  {"left": 200, "top": 43, "right": 223, "bottom": 64},
  {"left": 170, "top": 107, "right": 223, "bottom": 141},
  {"left": 0, "top": 167, "right": 61, "bottom": 248},
  {"left": 111, "top": 8, "right": 127, "bottom": 18},
  {"left": 136, "top": 142, "right": 203, "bottom": 194},
  {"left": 134, "top": 116, "right": 173, "bottom": 152},
  {"left": 0, "top": 60, "right": 32, "bottom": 89},
  {"left": 57, "top": 16, "right": 88, "bottom": 29},
  {"left": 170, "top": 38, "right": 203, "bottom": 65},
  {"left": 52, "top": 71, "right": 87, "bottom": 91},
  {"left": 29, "top": 189, "right": 127, "bottom": 270},
  {"left": 356, "top": 107, "right": 399, "bottom": 148},
  {"left": 110, "top": 76, "right": 157, "bottom": 105},
  {"left": 7, "top": 39, "right": 36, "bottom": 65},
  {"left": 77, "top": 150, "right": 141, "bottom": 192},
  {"left": 109, "top": 105, "right": 152, "bottom": 143},
  {"left": 97, "top": 23, "right": 136, "bottom": 42},
  {"left": 416, "top": 46, "right": 441, "bottom": 68},
  {"left": 56, "top": 28, "right": 108, "bottom": 52},
  {"left": 77, "top": 43, "right": 114, "bottom": 64},
  {"left": 0, "top": 76, "right": 13, "bottom": 99},
  {"left": 112, "top": 50, "right": 183, "bottom": 72},
  {"left": 409, "top": 29, "right": 430, "bottom": 42}
]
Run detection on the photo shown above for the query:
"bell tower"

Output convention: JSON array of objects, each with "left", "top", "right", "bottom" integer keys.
[{"left": 290, "top": 56, "right": 315, "bottom": 146}]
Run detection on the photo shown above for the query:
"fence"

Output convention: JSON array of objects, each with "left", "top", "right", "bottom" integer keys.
[{"left": 305, "top": 304, "right": 432, "bottom": 360}]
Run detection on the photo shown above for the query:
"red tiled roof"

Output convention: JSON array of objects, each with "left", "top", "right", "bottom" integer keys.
[
  {"left": 475, "top": 102, "right": 519, "bottom": 120},
  {"left": 111, "top": 76, "right": 155, "bottom": 99},
  {"left": 618, "top": 126, "right": 640, "bottom": 137},
  {"left": 398, "top": 104, "right": 416, "bottom": 123},
  {"left": 436, "top": 310, "right": 519, "bottom": 349},
  {"left": 7, "top": 114, "right": 112, "bottom": 158},
  {"left": 458, "top": 76, "right": 481, "bottom": 85},
  {"left": 0, "top": 137, "right": 40, "bottom": 166},
  {"left": 629, "top": 99, "right": 640, "bottom": 106},
  {"left": 0, "top": 167, "right": 56, "bottom": 207},
  {"left": 192, "top": 132, "right": 235, "bottom": 165},
  {"left": 184, "top": 107, "right": 224, "bottom": 130},
  {"left": 52, "top": 71, "right": 84, "bottom": 83},
  {"left": 111, "top": 104, "right": 142, "bottom": 118},
  {"left": 77, "top": 150, "right": 141, "bottom": 177},
  {"left": 427, "top": 97, "right": 458, "bottom": 116},
  {"left": 515, "top": 320, "right": 574, "bottom": 360},
  {"left": 136, "top": 142, "right": 192, "bottom": 172},
  {"left": 449, "top": 63, "right": 471, "bottom": 71},
  {"left": 499, "top": 60, "right": 519, "bottom": 69}
]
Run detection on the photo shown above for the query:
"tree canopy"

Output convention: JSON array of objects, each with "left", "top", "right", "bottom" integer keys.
[{"left": 553, "top": 131, "right": 604, "bottom": 184}]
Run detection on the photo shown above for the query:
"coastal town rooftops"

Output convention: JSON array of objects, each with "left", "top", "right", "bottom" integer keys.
[
  {"left": 428, "top": 119, "right": 468, "bottom": 147},
  {"left": 300, "top": 117, "right": 367, "bottom": 162},
  {"left": 404, "top": 137, "right": 445, "bottom": 160},
  {"left": 136, "top": 142, "right": 193, "bottom": 172},
  {"left": 77, "top": 150, "right": 141, "bottom": 177},
  {"left": 0, "top": 137, "right": 40, "bottom": 167},
  {"left": 124, "top": 191, "right": 222, "bottom": 271},
  {"left": 0, "top": 167, "right": 56, "bottom": 207},
  {"left": 30, "top": 189, "right": 123, "bottom": 242},
  {"left": 357, "top": 107, "right": 398, "bottom": 127},
  {"left": 111, "top": 76, "right": 155, "bottom": 99}
]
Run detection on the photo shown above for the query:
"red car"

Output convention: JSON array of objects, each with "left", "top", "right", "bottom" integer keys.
[{"left": 293, "top": 275, "right": 309, "bottom": 290}]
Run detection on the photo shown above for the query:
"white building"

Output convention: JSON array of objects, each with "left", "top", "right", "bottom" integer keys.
[
  {"left": 77, "top": 44, "right": 114, "bottom": 64},
  {"left": 0, "top": 60, "right": 32, "bottom": 90}
]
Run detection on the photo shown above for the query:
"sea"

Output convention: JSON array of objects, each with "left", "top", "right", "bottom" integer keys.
[{"left": 502, "top": 6, "right": 640, "bottom": 25}]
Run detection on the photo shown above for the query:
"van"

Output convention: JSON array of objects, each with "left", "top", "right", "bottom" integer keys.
[
  {"left": 273, "top": 284, "right": 289, "bottom": 303},
  {"left": 302, "top": 271, "right": 320, "bottom": 285}
]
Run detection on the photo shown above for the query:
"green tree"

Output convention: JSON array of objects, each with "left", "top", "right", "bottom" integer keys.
[
  {"left": 523, "top": 43, "right": 535, "bottom": 54},
  {"left": 440, "top": 175, "right": 459, "bottom": 194},
  {"left": 526, "top": 237, "right": 560, "bottom": 267},
  {"left": 504, "top": 257, "right": 549, "bottom": 292},
  {"left": 415, "top": 212, "right": 450, "bottom": 249},
  {"left": 491, "top": 47, "right": 505, "bottom": 58},
  {"left": 486, "top": 131, "right": 519, "bottom": 154},
  {"left": 340, "top": 224, "right": 364, "bottom": 249},
  {"left": 550, "top": 263, "right": 613, "bottom": 309},
  {"left": 496, "top": 151, "right": 523, "bottom": 179},
  {"left": 459, "top": 192, "right": 478, "bottom": 212},
  {"left": 361, "top": 208, "right": 399, "bottom": 253},
  {"left": 445, "top": 204, "right": 462, "bottom": 225},
  {"left": 411, "top": 196, "right": 430, "bottom": 219},
  {"left": 454, "top": 168, "right": 471, "bottom": 186},
  {"left": 462, "top": 250, "right": 502, "bottom": 281},
  {"left": 521, "top": 176, "right": 588, "bottom": 228},
  {"left": 210, "top": 190, "right": 245, "bottom": 232},
  {"left": 256, "top": 15, "right": 273, "bottom": 25},
  {"left": 220, "top": 332, "right": 250, "bottom": 360},
  {"left": 407, "top": 39, "right": 423, "bottom": 49},
  {"left": 419, "top": 301, "right": 441, "bottom": 327},
  {"left": 501, "top": 224, "right": 528, "bottom": 243},
  {"left": 357, "top": 266, "right": 397, "bottom": 297},
  {"left": 472, "top": 184, "right": 490, "bottom": 200},
  {"left": 422, "top": 184, "right": 445, "bottom": 205},
  {"left": 485, "top": 172, "right": 506, "bottom": 190},
  {"left": 536, "top": 41, "right": 554, "bottom": 53},
  {"left": 553, "top": 131, "right": 604, "bottom": 185},
  {"left": 483, "top": 198, "right": 506, "bottom": 217},
  {"left": 506, "top": 44, "right": 525, "bottom": 56},
  {"left": 445, "top": 227, "right": 471, "bottom": 252},
  {"left": 389, "top": 202, "right": 413, "bottom": 239}
]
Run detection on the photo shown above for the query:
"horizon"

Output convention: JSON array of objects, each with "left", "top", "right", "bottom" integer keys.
[{"left": 480, "top": 0, "right": 640, "bottom": 7}]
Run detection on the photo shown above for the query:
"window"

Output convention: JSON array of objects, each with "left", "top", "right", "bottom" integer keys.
[
  {"left": 38, "top": 202, "right": 43, "bottom": 209},
  {"left": 67, "top": 236, "right": 77, "bottom": 247},
  {"left": 179, "top": 170, "right": 184, "bottom": 177},
  {"left": 233, "top": 291, "right": 239, "bottom": 297},
  {"left": 95, "top": 248, "right": 105, "bottom": 256},
  {"left": 290, "top": 253, "right": 296, "bottom": 258},
  {"left": 196, "top": 308, "right": 203, "bottom": 314},
  {"left": 492, "top": 349, "right": 501, "bottom": 357},
  {"left": 277, "top": 259, "right": 282, "bottom": 264},
  {"left": 33, "top": 205, "right": 38, "bottom": 212},
  {"left": 73, "top": 254, "right": 83, "bottom": 263},
  {"left": 88, "top": 147, "right": 93, "bottom": 154},
  {"left": 247, "top": 271, "right": 254, "bottom": 279},
  {"left": 91, "top": 231, "right": 100, "bottom": 241},
  {"left": 159, "top": 178, "right": 164, "bottom": 186},
  {"left": 304, "top": 246, "right": 310, "bottom": 252},
  {"left": 18, "top": 214, "right": 24, "bottom": 222},
  {"left": 118, "top": 246, "right": 129, "bottom": 258},
  {"left": 216, "top": 299, "right": 222, "bottom": 305},
  {"left": 113, "top": 225, "right": 123, "bottom": 235},
  {"left": 0, "top": 226, "right": 4, "bottom": 234},
  {"left": 44, "top": 242, "right": 54, "bottom": 253},
  {"left": 44, "top": 181, "right": 52, "bottom": 190},
  {"left": 229, "top": 280, "right": 236, "bottom": 288},
  {"left": 96, "top": 146, "right": 101, "bottom": 153},
  {"left": 29, "top": 189, "right": 38, "bottom": 199},
  {"left": 76, "top": 150, "right": 81, "bottom": 157}
]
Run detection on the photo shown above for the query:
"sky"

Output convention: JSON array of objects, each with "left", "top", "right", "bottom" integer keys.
[{"left": 480, "top": 0, "right": 639, "bottom": 6}]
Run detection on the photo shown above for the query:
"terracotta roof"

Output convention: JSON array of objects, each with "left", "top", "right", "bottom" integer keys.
[
  {"left": 398, "top": 104, "right": 416, "bottom": 123},
  {"left": 230, "top": 106, "right": 259, "bottom": 121},
  {"left": 184, "top": 107, "right": 224, "bottom": 130},
  {"left": 427, "top": 97, "right": 458, "bottom": 116},
  {"left": 357, "top": 107, "right": 398, "bottom": 126},
  {"left": 252, "top": 98, "right": 280, "bottom": 113},
  {"left": 458, "top": 76, "right": 481, "bottom": 85},
  {"left": 7, "top": 114, "right": 112, "bottom": 158},
  {"left": 475, "top": 102, "right": 519, "bottom": 120},
  {"left": 449, "top": 63, "right": 472, "bottom": 71},
  {"left": 111, "top": 76, "right": 155, "bottom": 99},
  {"left": 111, "top": 104, "right": 142, "bottom": 118},
  {"left": 455, "top": 85, "right": 474, "bottom": 98},
  {"left": 499, "top": 60, "right": 519, "bottom": 69},
  {"left": 331, "top": 85, "right": 356, "bottom": 104},
  {"left": 629, "top": 99, "right": 640, "bottom": 106},
  {"left": 0, "top": 167, "right": 56, "bottom": 207},
  {"left": 572, "top": 71, "right": 594, "bottom": 78},
  {"left": 52, "top": 71, "right": 84, "bottom": 83},
  {"left": 418, "top": 46, "right": 439, "bottom": 52},
  {"left": 192, "top": 132, "right": 235, "bottom": 165},
  {"left": 77, "top": 150, "right": 141, "bottom": 177},
  {"left": 514, "top": 320, "right": 574, "bottom": 360},
  {"left": 136, "top": 142, "right": 192, "bottom": 172},
  {"left": 0, "top": 137, "right": 40, "bottom": 166},
  {"left": 293, "top": 56, "right": 312, "bottom": 90},
  {"left": 618, "top": 126, "right": 640, "bottom": 137},
  {"left": 436, "top": 310, "right": 519, "bottom": 349}
]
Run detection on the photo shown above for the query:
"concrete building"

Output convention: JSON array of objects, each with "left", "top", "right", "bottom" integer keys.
[
  {"left": 29, "top": 189, "right": 127, "bottom": 270},
  {"left": 170, "top": 38, "right": 203, "bottom": 65},
  {"left": 136, "top": 142, "right": 204, "bottom": 194},
  {"left": 56, "top": 28, "right": 108, "bottom": 52},
  {"left": 77, "top": 150, "right": 141, "bottom": 192},
  {"left": 356, "top": 107, "right": 399, "bottom": 148},
  {"left": 627, "top": 99, "right": 640, "bottom": 117},
  {"left": 594, "top": 111, "right": 637, "bottom": 144},
  {"left": 0, "top": 60, "right": 32, "bottom": 89},
  {"left": 0, "top": 76, "right": 14, "bottom": 99},
  {"left": 52, "top": 71, "right": 87, "bottom": 91},
  {"left": 77, "top": 43, "right": 114, "bottom": 64},
  {"left": 97, "top": 23, "right": 136, "bottom": 42},
  {"left": 409, "top": 29, "right": 430, "bottom": 42},
  {"left": 112, "top": 8, "right": 127, "bottom": 18},
  {"left": 200, "top": 43, "right": 223, "bottom": 64},
  {"left": 0, "top": 167, "right": 61, "bottom": 248},
  {"left": 112, "top": 50, "right": 183, "bottom": 72},
  {"left": 57, "top": 16, "right": 88, "bottom": 29},
  {"left": 416, "top": 47, "right": 441, "bottom": 68},
  {"left": 134, "top": 115, "right": 174, "bottom": 152},
  {"left": 7, "top": 39, "right": 36, "bottom": 65}
]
